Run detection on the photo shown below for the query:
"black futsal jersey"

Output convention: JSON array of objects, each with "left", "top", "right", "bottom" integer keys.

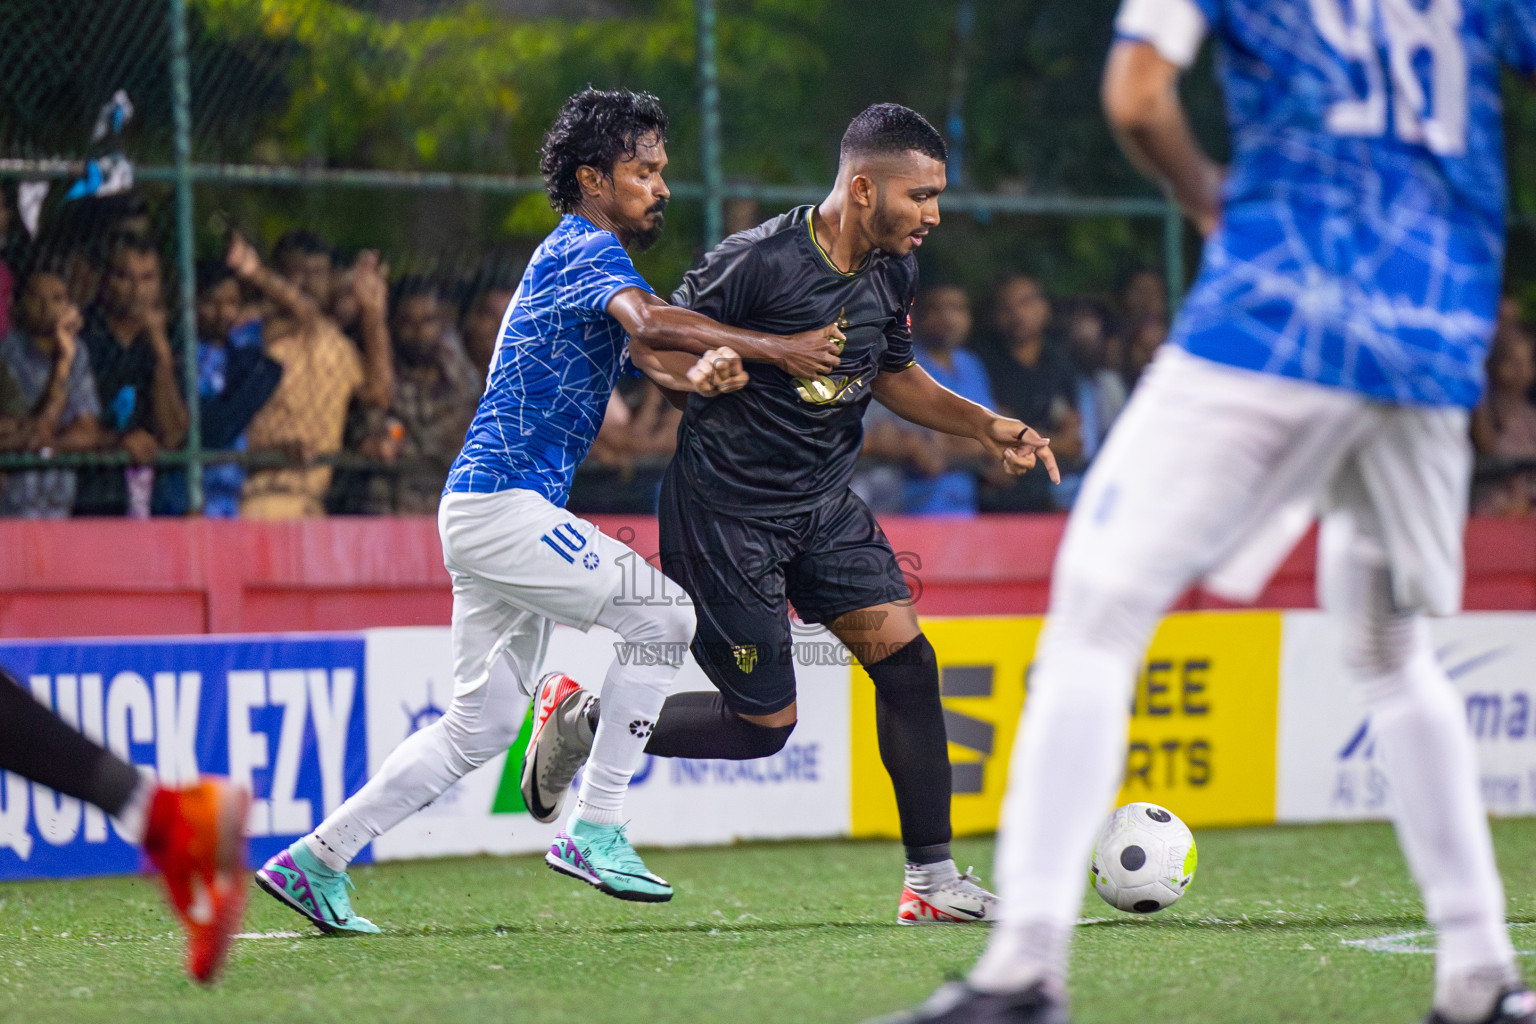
[{"left": 671, "top": 206, "right": 918, "bottom": 516}]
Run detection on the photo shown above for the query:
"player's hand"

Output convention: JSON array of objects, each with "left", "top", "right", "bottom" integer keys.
[
  {"left": 1183, "top": 163, "right": 1227, "bottom": 238},
  {"left": 774, "top": 323, "right": 844, "bottom": 378},
  {"left": 225, "top": 232, "right": 262, "bottom": 279},
  {"left": 980, "top": 417, "right": 1059, "bottom": 483},
  {"left": 688, "top": 346, "right": 749, "bottom": 396}
]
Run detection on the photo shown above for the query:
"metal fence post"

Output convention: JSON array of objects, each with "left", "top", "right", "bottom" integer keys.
[
  {"left": 945, "top": 0, "right": 976, "bottom": 188},
  {"left": 168, "top": 0, "right": 202, "bottom": 513},
  {"left": 696, "top": 0, "right": 724, "bottom": 248},
  {"left": 1162, "top": 201, "right": 1185, "bottom": 316}
]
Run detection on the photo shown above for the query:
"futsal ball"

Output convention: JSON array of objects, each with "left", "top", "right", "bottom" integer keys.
[{"left": 1089, "top": 802, "right": 1197, "bottom": 914}]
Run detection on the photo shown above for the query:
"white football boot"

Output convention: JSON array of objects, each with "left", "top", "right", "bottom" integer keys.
[
  {"left": 898, "top": 862, "right": 1000, "bottom": 925},
  {"left": 520, "top": 672, "right": 597, "bottom": 823}
]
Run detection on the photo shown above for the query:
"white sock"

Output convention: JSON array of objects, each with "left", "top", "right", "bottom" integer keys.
[
  {"left": 570, "top": 659, "right": 670, "bottom": 827},
  {"left": 308, "top": 660, "right": 529, "bottom": 869},
  {"left": 575, "top": 573, "right": 694, "bottom": 829},
  {"left": 1366, "top": 632, "right": 1516, "bottom": 1000},
  {"left": 969, "top": 636, "right": 1135, "bottom": 995},
  {"left": 905, "top": 859, "right": 959, "bottom": 890},
  {"left": 971, "top": 920, "right": 1072, "bottom": 999},
  {"left": 306, "top": 809, "right": 369, "bottom": 871},
  {"left": 1435, "top": 965, "right": 1521, "bottom": 1024},
  {"left": 112, "top": 768, "right": 157, "bottom": 846}
]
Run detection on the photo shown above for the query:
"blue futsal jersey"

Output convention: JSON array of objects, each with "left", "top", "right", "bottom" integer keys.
[
  {"left": 1115, "top": 0, "right": 1536, "bottom": 407},
  {"left": 445, "top": 215, "right": 651, "bottom": 504}
]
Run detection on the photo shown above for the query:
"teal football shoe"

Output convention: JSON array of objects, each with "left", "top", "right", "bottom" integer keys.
[
  {"left": 255, "top": 840, "right": 382, "bottom": 935},
  {"left": 546, "top": 819, "right": 673, "bottom": 903}
]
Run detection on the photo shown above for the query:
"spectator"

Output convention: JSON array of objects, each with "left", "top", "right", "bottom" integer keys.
[
  {"left": 272, "top": 230, "right": 336, "bottom": 311},
  {"left": 1472, "top": 323, "right": 1536, "bottom": 517},
  {"left": 903, "top": 284, "right": 1000, "bottom": 515},
  {"left": 364, "top": 276, "right": 480, "bottom": 514},
  {"left": 41, "top": 195, "right": 151, "bottom": 310},
  {"left": 1498, "top": 294, "right": 1525, "bottom": 336},
  {"left": 0, "top": 270, "right": 106, "bottom": 517},
  {"left": 303, "top": 243, "right": 396, "bottom": 515},
  {"left": 1123, "top": 314, "right": 1169, "bottom": 391},
  {"left": 240, "top": 234, "right": 392, "bottom": 518},
  {"left": 75, "top": 234, "right": 189, "bottom": 516},
  {"left": 1118, "top": 266, "right": 1167, "bottom": 326},
  {"left": 568, "top": 377, "right": 683, "bottom": 514},
  {"left": 0, "top": 188, "right": 20, "bottom": 341},
  {"left": 979, "top": 273, "right": 1082, "bottom": 511},
  {"left": 57, "top": 234, "right": 103, "bottom": 311},
  {"left": 1060, "top": 296, "right": 1127, "bottom": 461},
  {"left": 156, "top": 242, "right": 284, "bottom": 516},
  {"left": 852, "top": 400, "right": 944, "bottom": 515},
  {"left": 459, "top": 277, "right": 517, "bottom": 382}
]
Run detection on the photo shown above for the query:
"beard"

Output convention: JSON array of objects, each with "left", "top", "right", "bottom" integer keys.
[
  {"left": 631, "top": 215, "right": 665, "bottom": 252},
  {"left": 869, "top": 194, "right": 910, "bottom": 253},
  {"left": 628, "top": 198, "right": 669, "bottom": 252}
]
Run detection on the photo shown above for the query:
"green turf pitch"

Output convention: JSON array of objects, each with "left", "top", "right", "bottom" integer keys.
[{"left": 3, "top": 820, "right": 1536, "bottom": 1024}]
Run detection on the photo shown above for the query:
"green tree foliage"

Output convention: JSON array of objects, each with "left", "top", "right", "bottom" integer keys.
[{"left": 5, "top": 0, "right": 1533, "bottom": 301}]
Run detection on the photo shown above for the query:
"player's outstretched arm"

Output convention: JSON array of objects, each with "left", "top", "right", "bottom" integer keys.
[
  {"left": 628, "top": 336, "right": 749, "bottom": 397},
  {"left": 606, "top": 287, "right": 843, "bottom": 379},
  {"left": 1102, "top": 39, "right": 1223, "bottom": 235},
  {"left": 872, "top": 365, "right": 1059, "bottom": 483}
]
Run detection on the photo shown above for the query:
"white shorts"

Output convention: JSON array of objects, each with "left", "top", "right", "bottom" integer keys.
[
  {"left": 437, "top": 489, "right": 636, "bottom": 698},
  {"left": 1058, "top": 345, "right": 1471, "bottom": 617}
]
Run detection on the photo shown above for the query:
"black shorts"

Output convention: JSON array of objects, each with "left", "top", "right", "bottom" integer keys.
[{"left": 658, "top": 467, "right": 912, "bottom": 716}]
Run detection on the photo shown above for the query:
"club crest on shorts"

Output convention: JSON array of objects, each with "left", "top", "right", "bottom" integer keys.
[{"left": 732, "top": 644, "right": 758, "bottom": 674}]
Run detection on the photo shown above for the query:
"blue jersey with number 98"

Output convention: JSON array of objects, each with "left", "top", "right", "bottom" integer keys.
[{"left": 1116, "top": 0, "right": 1536, "bottom": 407}]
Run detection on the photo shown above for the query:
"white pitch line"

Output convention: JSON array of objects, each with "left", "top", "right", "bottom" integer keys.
[
  {"left": 1343, "top": 924, "right": 1536, "bottom": 956},
  {"left": 233, "top": 931, "right": 304, "bottom": 940}
]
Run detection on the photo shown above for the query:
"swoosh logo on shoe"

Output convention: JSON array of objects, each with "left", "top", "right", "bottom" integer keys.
[
  {"left": 314, "top": 888, "right": 349, "bottom": 925},
  {"left": 949, "top": 905, "right": 986, "bottom": 919},
  {"left": 526, "top": 750, "right": 558, "bottom": 820}
]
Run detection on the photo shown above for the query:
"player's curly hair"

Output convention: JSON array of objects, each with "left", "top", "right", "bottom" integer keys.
[{"left": 540, "top": 88, "right": 670, "bottom": 215}]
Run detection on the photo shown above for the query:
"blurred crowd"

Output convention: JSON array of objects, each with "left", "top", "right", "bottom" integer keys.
[
  {"left": 566, "top": 267, "right": 1174, "bottom": 517},
  {"left": 2, "top": 186, "right": 1534, "bottom": 520},
  {"left": 0, "top": 188, "right": 512, "bottom": 520}
]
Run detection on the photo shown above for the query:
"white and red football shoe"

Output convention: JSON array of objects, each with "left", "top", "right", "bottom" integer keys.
[
  {"left": 898, "top": 865, "right": 1000, "bottom": 925},
  {"left": 520, "top": 672, "right": 597, "bottom": 823}
]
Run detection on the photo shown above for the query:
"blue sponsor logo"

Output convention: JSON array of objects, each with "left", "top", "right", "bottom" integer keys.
[
  {"left": 669, "top": 744, "right": 821, "bottom": 786},
  {"left": 0, "top": 636, "right": 369, "bottom": 879}
]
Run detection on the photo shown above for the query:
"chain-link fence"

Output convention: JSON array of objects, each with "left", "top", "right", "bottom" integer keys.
[{"left": 0, "top": 0, "right": 1187, "bottom": 517}]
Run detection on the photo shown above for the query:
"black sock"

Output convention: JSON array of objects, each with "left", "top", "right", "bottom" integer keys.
[
  {"left": 0, "top": 668, "right": 141, "bottom": 816},
  {"left": 630, "top": 690, "right": 795, "bottom": 760},
  {"left": 865, "top": 634, "right": 953, "bottom": 865}
]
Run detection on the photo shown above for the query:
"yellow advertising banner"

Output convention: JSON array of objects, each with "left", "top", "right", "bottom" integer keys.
[{"left": 849, "top": 611, "right": 1281, "bottom": 838}]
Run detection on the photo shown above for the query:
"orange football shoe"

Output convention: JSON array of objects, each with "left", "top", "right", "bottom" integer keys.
[{"left": 141, "top": 778, "right": 251, "bottom": 983}]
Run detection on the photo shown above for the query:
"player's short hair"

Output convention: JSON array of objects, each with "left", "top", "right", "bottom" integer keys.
[
  {"left": 272, "top": 228, "right": 332, "bottom": 265},
  {"left": 840, "top": 104, "right": 948, "bottom": 166},
  {"left": 539, "top": 88, "right": 670, "bottom": 214}
]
